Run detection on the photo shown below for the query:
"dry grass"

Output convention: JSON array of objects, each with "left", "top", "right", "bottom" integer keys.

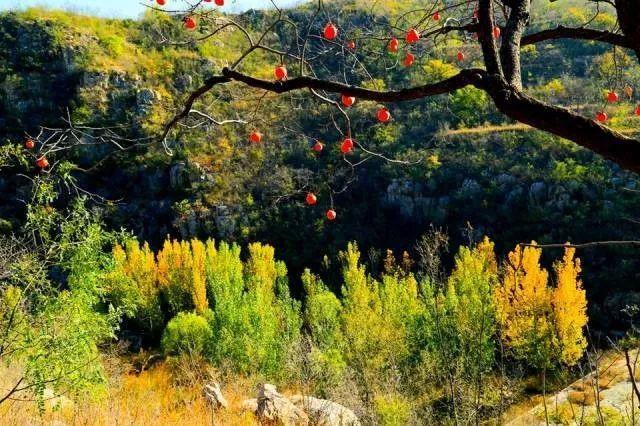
[
  {"left": 440, "top": 123, "right": 532, "bottom": 136},
  {"left": 440, "top": 123, "right": 640, "bottom": 137},
  {"left": 567, "top": 390, "right": 603, "bottom": 406},
  {"left": 571, "top": 375, "right": 617, "bottom": 393},
  {"left": 0, "top": 361, "right": 261, "bottom": 426}
]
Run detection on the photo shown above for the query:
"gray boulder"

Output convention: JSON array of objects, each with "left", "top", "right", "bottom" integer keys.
[
  {"left": 242, "top": 398, "right": 258, "bottom": 413},
  {"left": 529, "top": 181, "right": 547, "bottom": 205},
  {"left": 169, "top": 161, "right": 188, "bottom": 189},
  {"left": 256, "top": 384, "right": 309, "bottom": 426},
  {"left": 290, "top": 395, "right": 361, "bottom": 426}
]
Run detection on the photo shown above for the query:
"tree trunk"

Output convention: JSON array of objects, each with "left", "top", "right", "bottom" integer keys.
[{"left": 615, "top": 0, "right": 640, "bottom": 61}]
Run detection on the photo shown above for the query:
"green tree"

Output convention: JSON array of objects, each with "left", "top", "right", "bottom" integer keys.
[{"left": 0, "top": 193, "right": 117, "bottom": 407}]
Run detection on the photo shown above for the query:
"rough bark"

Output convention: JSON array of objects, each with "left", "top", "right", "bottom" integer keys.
[
  {"left": 500, "top": 0, "right": 531, "bottom": 89},
  {"left": 476, "top": 74, "right": 640, "bottom": 173},
  {"left": 615, "top": 0, "right": 640, "bottom": 61},
  {"left": 477, "top": 0, "right": 503, "bottom": 76}
]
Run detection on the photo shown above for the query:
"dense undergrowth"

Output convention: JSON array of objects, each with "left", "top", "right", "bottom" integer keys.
[{"left": 0, "top": 177, "right": 589, "bottom": 423}]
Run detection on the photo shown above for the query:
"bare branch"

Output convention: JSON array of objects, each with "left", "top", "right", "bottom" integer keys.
[
  {"left": 520, "top": 241, "right": 640, "bottom": 249},
  {"left": 521, "top": 26, "right": 632, "bottom": 49}
]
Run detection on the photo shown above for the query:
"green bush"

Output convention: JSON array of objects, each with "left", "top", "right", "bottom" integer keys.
[
  {"left": 374, "top": 394, "right": 412, "bottom": 426},
  {"left": 205, "top": 241, "right": 301, "bottom": 377},
  {"left": 161, "top": 312, "right": 213, "bottom": 357},
  {"left": 1, "top": 191, "right": 118, "bottom": 407},
  {"left": 303, "top": 269, "right": 344, "bottom": 353}
]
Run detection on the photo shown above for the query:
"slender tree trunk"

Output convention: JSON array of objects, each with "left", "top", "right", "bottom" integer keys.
[
  {"left": 0, "top": 377, "right": 23, "bottom": 405},
  {"left": 625, "top": 349, "right": 640, "bottom": 403},
  {"left": 542, "top": 368, "right": 549, "bottom": 425}
]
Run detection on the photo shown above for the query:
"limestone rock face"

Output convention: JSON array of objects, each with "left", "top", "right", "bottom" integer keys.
[
  {"left": 241, "top": 398, "right": 258, "bottom": 413},
  {"left": 290, "top": 395, "right": 361, "bottom": 426},
  {"left": 136, "top": 88, "right": 159, "bottom": 114},
  {"left": 203, "top": 382, "right": 228, "bottom": 409},
  {"left": 256, "top": 384, "right": 309, "bottom": 426}
]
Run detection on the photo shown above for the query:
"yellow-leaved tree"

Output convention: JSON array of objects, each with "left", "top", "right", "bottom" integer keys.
[
  {"left": 190, "top": 239, "right": 208, "bottom": 315},
  {"left": 494, "top": 242, "right": 588, "bottom": 370},
  {"left": 157, "top": 239, "right": 208, "bottom": 315},
  {"left": 106, "top": 240, "right": 162, "bottom": 334},
  {"left": 494, "top": 242, "right": 555, "bottom": 369},
  {"left": 552, "top": 247, "right": 587, "bottom": 366}
]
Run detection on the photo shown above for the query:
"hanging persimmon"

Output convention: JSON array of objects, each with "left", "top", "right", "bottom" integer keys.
[
  {"left": 312, "top": 141, "right": 324, "bottom": 152},
  {"left": 326, "top": 209, "right": 337, "bottom": 220},
  {"left": 596, "top": 111, "right": 608, "bottom": 122},
  {"left": 433, "top": 11, "right": 440, "bottom": 21},
  {"left": 215, "top": 0, "right": 224, "bottom": 5},
  {"left": 388, "top": 38, "right": 399, "bottom": 53},
  {"left": 36, "top": 157, "right": 49, "bottom": 169},
  {"left": 457, "top": 51, "right": 465, "bottom": 61},
  {"left": 606, "top": 91, "right": 619, "bottom": 102},
  {"left": 493, "top": 26, "right": 501, "bottom": 39},
  {"left": 377, "top": 107, "right": 391, "bottom": 122},
  {"left": 323, "top": 23, "right": 338, "bottom": 40},
  {"left": 306, "top": 193, "right": 317, "bottom": 205},
  {"left": 24, "top": 139, "right": 35, "bottom": 149},
  {"left": 340, "top": 138, "right": 354, "bottom": 153},
  {"left": 341, "top": 94, "right": 355, "bottom": 107},
  {"left": 635, "top": 105, "right": 640, "bottom": 116},
  {"left": 406, "top": 28, "right": 420, "bottom": 44},
  {"left": 346, "top": 40, "right": 356, "bottom": 50},
  {"left": 184, "top": 16, "right": 197, "bottom": 30},
  {"left": 156, "top": 0, "right": 166, "bottom": 5},
  {"left": 275, "top": 65, "right": 288, "bottom": 81},
  {"left": 249, "top": 131, "right": 262, "bottom": 144},
  {"left": 403, "top": 52, "right": 415, "bottom": 67}
]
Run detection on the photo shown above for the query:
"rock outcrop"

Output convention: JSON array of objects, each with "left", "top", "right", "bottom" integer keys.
[
  {"left": 256, "top": 384, "right": 309, "bottom": 426},
  {"left": 203, "top": 382, "right": 228, "bottom": 409},
  {"left": 290, "top": 395, "right": 361, "bottom": 426}
]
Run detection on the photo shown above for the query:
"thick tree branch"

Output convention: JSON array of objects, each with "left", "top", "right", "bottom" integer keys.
[
  {"left": 521, "top": 26, "right": 632, "bottom": 49},
  {"left": 477, "top": 0, "right": 503, "bottom": 77},
  {"left": 220, "top": 68, "right": 483, "bottom": 102},
  {"left": 165, "top": 65, "right": 640, "bottom": 175},
  {"left": 500, "top": 0, "right": 531, "bottom": 89},
  {"left": 477, "top": 74, "right": 640, "bottom": 174},
  {"left": 161, "top": 69, "right": 484, "bottom": 145}
]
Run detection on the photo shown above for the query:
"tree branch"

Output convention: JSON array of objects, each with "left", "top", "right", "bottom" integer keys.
[
  {"left": 520, "top": 241, "right": 640, "bottom": 249},
  {"left": 477, "top": 74, "right": 640, "bottom": 174},
  {"left": 500, "top": 0, "right": 531, "bottom": 89},
  {"left": 521, "top": 26, "right": 632, "bottom": 49},
  {"left": 160, "top": 75, "right": 231, "bottom": 143},
  {"left": 615, "top": 0, "right": 640, "bottom": 60},
  {"left": 220, "top": 68, "right": 483, "bottom": 102},
  {"left": 164, "top": 65, "right": 640, "bottom": 176},
  {"left": 477, "top": 0, "right": 503, "bottom": 77}
]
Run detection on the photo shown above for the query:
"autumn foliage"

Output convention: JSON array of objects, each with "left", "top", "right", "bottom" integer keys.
[{"left": 494, "top": 243, "right": 588, "bottom": 368}]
